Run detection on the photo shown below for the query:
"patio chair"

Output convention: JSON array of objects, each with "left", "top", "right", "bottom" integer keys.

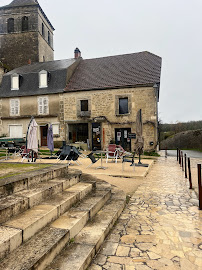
[
  {"left": 116, "top": 145, "right": 132, "bottom": 158},
  {"left": 86, "top": 152, "right": 100, "bottom": 168},
  {"left": 122, "top": 154, "right": 135, "bottom": 171},
  {"left": 106, "top": 144, "right": 118, "bottom": 163},
  {"left": 58, "top": 145, "right": 80, "bottom": 165}
]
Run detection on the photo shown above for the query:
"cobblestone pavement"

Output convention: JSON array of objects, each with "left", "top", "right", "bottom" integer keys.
[{"left": 89, "top": 157, "right": 202, "bottom": 270}]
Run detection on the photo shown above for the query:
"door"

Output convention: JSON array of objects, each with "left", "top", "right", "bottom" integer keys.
[
  {"left": 40, "top": 125, "right": 48, "bottom": 146},
  {"left": 92, "top": 123, "right": 101, "bottom": 150},
  {"left": 9, "top": 125, "right": 23, "bottom": 138},
  {"left": 115, "top": 128, "right": 131, "bottom": 151}
]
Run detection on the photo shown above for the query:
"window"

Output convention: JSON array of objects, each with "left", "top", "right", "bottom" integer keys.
[
  {"left": 119, "top": 98, "right": 128, "bottom": 114},
  {"left": 81, "top": 100, "right": 88, "bottom": 111},
  {"left": 38, "top": 96, "right": 49, "bottom": 115},
  {"left": 39, "top": 70, "right": 48, "bottom": 88},
  {"left": 7, "top": 18, "right": 14, "bottom": 33},
  {"left": 52, "top": 124, "right": 59, "bottom": 135},
  {"left": 22, "top": 16, "right": 28, "bottom": 32},
  {"left": 11, "top": 74, "right": 19, "bottom": 90},
  {"left": 9, "top": 125, "right": 23, "bottom": 138},
  {"left": 48, "top": 31, "right": 50, "bottom": 45},
  {"left": 10, "top": 99, "right": 20, "bottom": 116},
  {"left": 42, "top": 23, "right": 44, "bottom": 36}
]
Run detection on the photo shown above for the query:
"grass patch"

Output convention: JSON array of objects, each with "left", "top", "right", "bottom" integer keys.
[
  {"left": 143, "top": 151, "right": 160, "bottom": 157},
  {"left": 0, "top": 163, "right": 51, "bottom": 179}
]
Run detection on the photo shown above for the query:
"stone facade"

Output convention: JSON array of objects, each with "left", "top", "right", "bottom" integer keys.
[
  {"left": 0, "top": 3, "right": 54, "bottom": 70},
  {"left": 1, "top": 94, "right": 62, "bottom": 145},
  {"left": 63, "top": 87, "right": 158, "bottom": 151}
]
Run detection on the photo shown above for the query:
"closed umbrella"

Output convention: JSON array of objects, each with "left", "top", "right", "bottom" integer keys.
[
  {"left": 47, "top": 124, "right": 54, "bottom": 154},
  {"left": 27, "top": 118, "right": 38, "bottom": 153},
  {"left": 134, "top": 109, "right": 144, "bottom": 164}
]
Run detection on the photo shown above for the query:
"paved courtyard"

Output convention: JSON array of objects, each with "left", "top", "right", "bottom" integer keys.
[{"left": 90, "top": 157, "right": 202, "bottom": 270}]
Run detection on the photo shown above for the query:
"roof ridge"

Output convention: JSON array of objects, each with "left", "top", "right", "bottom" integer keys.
[{"left": 83, "top": 51, "right": 161, "bottom": 61}]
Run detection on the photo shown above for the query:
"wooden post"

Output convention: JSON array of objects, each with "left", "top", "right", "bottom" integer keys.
[
  {"left": 177, "top": 148, "right": 179, "bottom": 161},
  {"left": 188, "top": 157, "right": 192, "bottom": 189},
  {"left": 197, "top": 164, "right": 202, "bottom": 210},
  {"left": 184, "top": 153, "right": 187, "bottom": 178},
  {"left": 181, "top": 151, "right": 184, "bottom": 171}
]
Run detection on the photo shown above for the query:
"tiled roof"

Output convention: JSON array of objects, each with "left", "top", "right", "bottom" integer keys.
[
  {"left": 0, "top": 59, "right": 77, "bottom": 98},
  {"left": 65, "top": 51, "right": 162, "bottom": 92}
]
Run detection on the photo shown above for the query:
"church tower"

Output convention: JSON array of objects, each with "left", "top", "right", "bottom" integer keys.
[{"left": 0, "top": 0, "right": 54, "bottom": 70}]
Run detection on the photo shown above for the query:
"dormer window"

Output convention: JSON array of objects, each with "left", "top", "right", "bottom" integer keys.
[
  {"left": 11, "top": 73, "right": 19, "bottom": 90},
  {"left": 39, "top": 70, "right": 48, "bottom": 88}
]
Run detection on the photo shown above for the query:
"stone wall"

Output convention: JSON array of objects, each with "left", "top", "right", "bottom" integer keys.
[
  {"left": 63, "top": 87, "right": 158, "bottom": 151},
  {"left": 0, "top": 4, "right": 54, "bottom": 70}
]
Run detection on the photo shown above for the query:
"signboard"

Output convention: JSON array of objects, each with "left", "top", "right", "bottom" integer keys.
[{"left": 128, "top": 133, "right": 136, "bottom": 139}]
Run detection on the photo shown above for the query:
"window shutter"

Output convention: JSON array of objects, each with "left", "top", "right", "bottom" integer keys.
[{"left": 38, "top": 97, "right": 43, "bottom": 114}]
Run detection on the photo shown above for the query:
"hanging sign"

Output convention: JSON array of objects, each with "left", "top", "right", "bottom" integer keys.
[{"left": 128, "top": 133, "right": 136, "bottom": 139}]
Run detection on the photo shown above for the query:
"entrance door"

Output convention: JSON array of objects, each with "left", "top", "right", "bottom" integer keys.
[
  {"left": 40, "top": 125, "right": 48, "bottom": 146},
  {"left": 115, "top": 128, "right": 131, "bottom": 151},
  {"left": 92, "top": 123, "right": 101, "bottom": 150}
]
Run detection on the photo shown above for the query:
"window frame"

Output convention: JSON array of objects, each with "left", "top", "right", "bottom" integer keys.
[
  {"left": 39, "top": 70, "right": 48, "bottom": 88},
  {"left": 42, "top": 22, "right": 44, "bottom": 37},
  {"left": 22, "top": 16, "right": 29, "bottom": 32},
  {"left": 11, "top": 73, "right": 20, "bottom": 90},
  {"left": 80, "top": 100, "right": 89, "bottom": 112},
  {"left": 38, "top": 96, "right": 49, "bottom": 115},
  {"left": 119, "top": 97, "right": 129, "bottom": 115},
  {"left": 10, "top": 98, "right": 20, "bottom": 116},
  {"left": 7, "top": 18, "right": 14, "bottom": 33}
]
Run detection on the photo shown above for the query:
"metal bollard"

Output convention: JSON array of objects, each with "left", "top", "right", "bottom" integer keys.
[
  {"left": 184, "top": 153, "right": 187, "bottom": 178},
  {"left": 179, "top": 150, "right": 181, "bottom": 165},
  {"left": 197, "top": 164, "right": 202, "bottom": 210},
  {"left": 177, "top": 148, "right": 179, "bottom": 161},
  {"left": 181, "top": 151, "right": 184, "bottom": 171},
  {"left": 188, "top": 157, "right": 192, "bottom": 189}
]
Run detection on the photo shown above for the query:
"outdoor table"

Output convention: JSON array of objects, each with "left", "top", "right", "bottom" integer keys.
[{"left": 93, "top": 150, "right": 108, "bottom": 169}]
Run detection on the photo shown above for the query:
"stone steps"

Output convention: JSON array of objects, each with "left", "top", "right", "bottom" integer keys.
[
  {"left": 0, "top": 182, "right": 93, "bottom": 260},
  {"left": 45, "top": 195, "right": 125, "bottom": 270},
  {"left": 0, "top": 170, "right": 81, "bottom": 224},
  {"left": 0, "top": 189, "right": 114, "bottom": 270},
  {"left": 0, "top": 166, "right": 126, "bottom": 270}
]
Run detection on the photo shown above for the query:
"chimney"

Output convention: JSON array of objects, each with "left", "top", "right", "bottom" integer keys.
[{"left": 74, "top": 48, "right": 81, "bottom": 59}]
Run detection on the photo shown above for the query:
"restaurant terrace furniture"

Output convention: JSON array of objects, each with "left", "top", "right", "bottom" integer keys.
[{"left": 106, "top": 144, "right": 118, "bottom": 163}]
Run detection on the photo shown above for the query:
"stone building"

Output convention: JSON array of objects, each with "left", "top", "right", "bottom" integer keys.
[
  {"left": 0, "top": 0, "right": 162, "bottom": 152},
  {"left": 0, "top": 0, "right": 54, "bottom": 70}
]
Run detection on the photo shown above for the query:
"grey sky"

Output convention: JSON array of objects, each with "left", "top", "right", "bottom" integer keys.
[{"left": 1, "top": 0, "right": 202, "bottom": 123}]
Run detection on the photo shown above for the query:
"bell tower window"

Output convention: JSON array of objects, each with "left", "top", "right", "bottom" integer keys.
[
  {"left": 7, "top": 18, "right": 14, "bottom": 33},
  {"left": 22, "top": 16, "right": 29, "bottom": 32},
  {"left": 42, "top": 23, "right": 44, "bottom": 37},
  {"left": 48, "top": 31, "right": 50, "bottom": 45}
]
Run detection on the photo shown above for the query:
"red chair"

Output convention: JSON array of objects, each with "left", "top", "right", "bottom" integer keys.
[{"left": 106, "top": 144, "right": 118, "bottom": 163}]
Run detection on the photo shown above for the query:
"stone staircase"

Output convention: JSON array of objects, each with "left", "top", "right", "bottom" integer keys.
[{"left": 0, "top": 164, "right": 126, "bottom": 270}]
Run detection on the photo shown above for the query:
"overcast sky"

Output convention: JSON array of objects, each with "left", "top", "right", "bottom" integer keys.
[{"left": 1, "top": 0, "right": 202, "bottom": 123}]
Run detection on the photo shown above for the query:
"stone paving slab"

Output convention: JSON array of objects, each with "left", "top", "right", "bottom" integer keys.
[{"left": 89, "top": 157, "right": 202, "bottom": 270}]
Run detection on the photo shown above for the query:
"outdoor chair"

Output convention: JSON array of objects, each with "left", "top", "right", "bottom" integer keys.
[
  {"left": 116, "top": 145, "right": 132, "bottom": 158},
  {"left": 86, "top": 152, "right": 100, "bottom": 168},
  {"left": 106, "top": 144, "right": 118, "bottom": 163},
  {"left": 58, "top": 145, "right": 80, "bottom": 165},
  {"left": 122, "top": 154, "right": 135, "bottom": 171}
]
